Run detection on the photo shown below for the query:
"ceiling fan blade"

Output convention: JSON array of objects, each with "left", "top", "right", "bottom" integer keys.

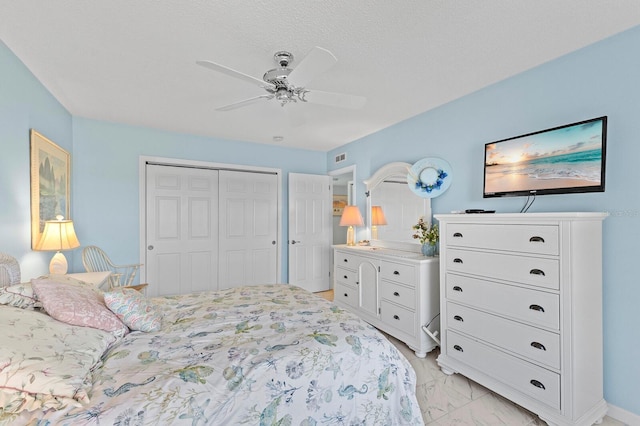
[
  {"left": 302, "top": 89, "right": 366, "bottom": 110},
  {"left": 287, "top": 46, "right": 337, "bottom": 87},
  {"left": 216, "top": 94, "right": 274, "bottom": 111},
  {"left": 196, "top": 60, "right": 275, "bottom": 90}
]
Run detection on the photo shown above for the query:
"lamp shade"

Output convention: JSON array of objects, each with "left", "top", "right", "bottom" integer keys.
[
  {"left": 35, "top": 216, "right": 80, "bottom": 275},
  {"left": 35, "top": 217, "right": 80, "bottom": 251},
  {"left": 339, "top": 205, "right": 364, "bottom": 227},
  {"left": 371, "top": 206, "right": 387, "bottom": 226}
]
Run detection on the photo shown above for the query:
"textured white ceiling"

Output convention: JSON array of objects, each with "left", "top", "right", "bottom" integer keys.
[{"left": 1, "top": 1, "right": 639, "bottom": 151}]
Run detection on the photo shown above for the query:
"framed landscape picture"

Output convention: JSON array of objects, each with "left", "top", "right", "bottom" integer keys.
[{"left": 30, "top": 130, "right": 70, "bottom": 248}]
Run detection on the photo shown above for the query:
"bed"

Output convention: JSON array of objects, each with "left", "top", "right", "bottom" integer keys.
[{"left": 0, "top": 257, "right": 424, "bottom": 425}]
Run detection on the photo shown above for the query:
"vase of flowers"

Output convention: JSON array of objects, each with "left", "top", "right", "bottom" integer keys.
[{"left": 412, "top": 218, "right": 438, "bottom": 257}]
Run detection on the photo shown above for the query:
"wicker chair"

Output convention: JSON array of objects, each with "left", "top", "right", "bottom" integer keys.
[
  {"left": 81, "top": 246, "right": 142, "bottom": 289},
  {"left": 0, "top": 253, "right": 21, "bottom": 287}
]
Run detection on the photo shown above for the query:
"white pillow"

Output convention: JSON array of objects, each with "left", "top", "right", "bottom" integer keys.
[
  {"left": 0, "top": 282, "right": 38, "bottom": 309},
  {"left": 0, "top": 306, "right": 118, "bottom": 413}
]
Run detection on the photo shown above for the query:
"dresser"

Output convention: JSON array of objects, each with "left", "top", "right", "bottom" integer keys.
[
  {"left": 333, "top": 245, "right": 440, "bottom": 357},
  {"left": 435, "top": 212, "right": 607, "bottom": 426}
]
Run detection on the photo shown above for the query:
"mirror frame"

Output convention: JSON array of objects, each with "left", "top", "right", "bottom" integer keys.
[{"left": 364, "top": 162, "right": 432, "bottom": 250}]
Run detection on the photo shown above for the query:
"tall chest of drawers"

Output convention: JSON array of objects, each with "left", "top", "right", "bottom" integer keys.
[
  {"left": 435, "top": 213, "right": 607, "bottom": 426},
  {"left": 333, "top": 246, "right": 440, "bottom": 358}
]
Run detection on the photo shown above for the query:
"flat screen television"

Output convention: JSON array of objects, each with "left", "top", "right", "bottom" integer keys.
[{"left": 483, "top": 116, "right": 607, "bottom": 198}]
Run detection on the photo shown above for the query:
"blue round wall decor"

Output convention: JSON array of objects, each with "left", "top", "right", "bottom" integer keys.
[{"left": 407, "top": 157, "right": 453, "bottom": 198}]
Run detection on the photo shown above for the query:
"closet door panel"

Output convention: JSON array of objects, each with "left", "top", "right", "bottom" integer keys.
[
  {"left": 146, "top": 165, "right": 219, "bottom": 296},
  {"left": 218, "top": 170, "right": 278, "bottom": 288}
]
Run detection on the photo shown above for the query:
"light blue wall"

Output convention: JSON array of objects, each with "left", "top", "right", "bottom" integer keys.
[
  {"left": 329, "top": 25, "right": 640, "bottom": 417},
  {"left": 70, "top": 118, "right": 326, "bottom": 278},
  {"left": 0, "top": 40, "right": 73, "bottom": 278}
]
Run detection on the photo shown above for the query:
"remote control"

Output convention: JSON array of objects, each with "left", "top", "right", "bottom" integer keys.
[{"left": 465, "top": 209, "right": 496, "bottom": 214}]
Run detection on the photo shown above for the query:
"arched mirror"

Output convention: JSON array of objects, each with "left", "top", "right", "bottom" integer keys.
[{"left": 364, "top": 162, "right": 432, "bottom": 251}]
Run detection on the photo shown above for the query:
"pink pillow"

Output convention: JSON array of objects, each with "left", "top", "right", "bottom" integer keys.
[{"left": 31, "top": 278, "right": 128, "bottom": 334}]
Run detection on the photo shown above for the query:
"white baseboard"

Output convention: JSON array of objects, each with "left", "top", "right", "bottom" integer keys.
[{"left": 608, "top": 404, "right": 640, "bottom": 425}]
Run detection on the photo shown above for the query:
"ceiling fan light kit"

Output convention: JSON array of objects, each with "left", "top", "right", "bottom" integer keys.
[{"left": 196, "top": 46, "right": 366, "bottom": 112}]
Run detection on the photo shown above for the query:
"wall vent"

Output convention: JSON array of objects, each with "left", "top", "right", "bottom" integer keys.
[{"left": 335, "top": 153, "right": 346, "bottom": 163}]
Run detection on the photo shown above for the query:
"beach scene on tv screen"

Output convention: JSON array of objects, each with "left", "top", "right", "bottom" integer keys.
[{"left": 485, "top": 120, "right": 604, "bottom": 194}]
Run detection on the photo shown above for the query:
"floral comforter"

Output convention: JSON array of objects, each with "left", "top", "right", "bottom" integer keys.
[{"left": 13, "top": 284, "right": 423, "bottom": 425}]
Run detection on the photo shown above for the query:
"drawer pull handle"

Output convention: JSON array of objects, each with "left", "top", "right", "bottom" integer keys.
[
  {"left": 530, "top": 379, "right": 546, "bottom": 390},
  {"left": 453, "top": 286, "right": 463, "bottom": 292},
  {"left": 393, "top": 271, "right": 400, "bottom": 275},
  {"left": 344, "top": 293, "right": 349, "bottom": 297},
  {"left": 454, "top": 315, "right": 464, "bottom": 322},
  {"left": 529, "top": 236, "right": 545, "bottom": 243},
  {"left": 529, "top": 268, "right": 545, "bottom": 276},
  {"left": 529, "top": 304, "right": 545, "bottom": 312},
  {"left": 343, "top": 258, "right": 348, "bottom": 262},
  {"left": 343, "top": 275, "right": 348, "bottom": 279},
  {"left": 531, "top": 341, "right": 546, "bottom": 351},
  {"left": 453, "top": 258, "right": 463, "bottom": 264},
  {"left": 356, "top": 281, "right": 359, "bottom": 285},
  {"left": 393, "top": 315, "right": 400, "bottom": 320},
  {"left": 453, "top": 232, "right": 463, "bottom": 238},
  {"left": 393, "top": 291, "right": 400, "bottom": 297},
  {"left": 453, "top": 344, "right": 463, "bottom": 352}
]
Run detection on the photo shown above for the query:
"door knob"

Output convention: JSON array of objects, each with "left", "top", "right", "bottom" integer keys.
[
  {"left": 148, "top": 245, "right": 154, "bottom": 250},
  {"left": 291, "top": 240, "right": 301, "bottom": 245}
]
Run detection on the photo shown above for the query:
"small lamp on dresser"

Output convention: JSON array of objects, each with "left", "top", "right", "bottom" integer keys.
[
  {"left": 370, "top": 205, "right": 387, "bottom": 240},
  {"left": 35, "top": 215, "right": 80, "bottom": 274},
  {"left": 339, "top": 205, "right": 364, "bottom": 246}
]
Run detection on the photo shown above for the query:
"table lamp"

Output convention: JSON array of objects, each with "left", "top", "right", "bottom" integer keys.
[
  {"left": 35, "top": 215, "right": 80, "bottom": 274},
  {"left": 370, "top": 205, "right": 387, "bottom": 240},
  {"left": 339, "top": 205, "right": 364, "bottom": 246}
]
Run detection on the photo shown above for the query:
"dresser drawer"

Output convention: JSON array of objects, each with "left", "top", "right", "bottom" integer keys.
[
  {"left": 446, "top": 302, "right": 560, "bottom": 369},
  {"left": 379, "top": 261, "right": 416, "bottom": 287},
  {"left": 446, "top": 224, "right": 559, "bottom": 255},
  {"left": 446, "top": 331, "right": 560, "bottom": 410},
  {"left": 380, "top": 300, "right": 415, "bottom": 335},
  {"left": 334, "top": 251, "right": 361, "bottom": 270},
  {"left": 380, "top": 281, "right": 415, "bottom": 309},
  {"left": 335, "top": 266, "right": 358, "bottom": 287},
  {"left": 446, "top": 248, "right": 559, "bottom": 290},
  {"left": 334, "top": 282, "right": 358, "bottom": 308},
  {"left": 333, "top": 251, "right": 373, "bottom": 270},
  {"left": 445, "top": 273, "right": 559, "bottom": 330}
]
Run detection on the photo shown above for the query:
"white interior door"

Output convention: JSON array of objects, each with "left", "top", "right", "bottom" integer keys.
[
  {"left": 288, "top": 173, "right": 332, "bottom": 292},
  {"left": 146, "top": 165, "right": 219, "bottom": 297},
  {"left": 218, "top": 170, "right": 278, "bottom": 288}
]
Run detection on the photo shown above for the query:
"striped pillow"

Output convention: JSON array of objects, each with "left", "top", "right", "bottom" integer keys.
[{"left": 104, "top": 289, "right": 162, "bottom": 332}]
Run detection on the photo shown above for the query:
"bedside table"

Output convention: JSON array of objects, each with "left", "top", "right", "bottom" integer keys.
[{"left": 67, "top": 271, "right": 111, "bottom": 289}]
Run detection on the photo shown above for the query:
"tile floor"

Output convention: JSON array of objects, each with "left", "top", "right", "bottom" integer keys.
[
  {"left": 315, "top": 289, "right": 624, "bottom": 425},
  {"left": 385, "top": 334, "right": 623, "bottom": 425}
]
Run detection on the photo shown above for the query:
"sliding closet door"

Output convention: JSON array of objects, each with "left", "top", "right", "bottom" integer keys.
[
  {"left": 218, "top": 170, "right": 278, "bottom": 288},
  {"left": 145, "top": 165, "right": 219, "bottom": 297}
]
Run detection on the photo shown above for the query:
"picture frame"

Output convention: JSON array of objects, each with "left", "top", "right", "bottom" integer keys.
[
  {"left": 30, "top": 129, "right": 70, "bottom": 248},
  {"left": 333, "top": 194, "right": 348, "bottom": 216}
]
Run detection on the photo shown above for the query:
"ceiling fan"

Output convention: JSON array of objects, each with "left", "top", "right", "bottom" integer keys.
[{"left": 196, "top": 46, "right": 366, "bottom": 112}]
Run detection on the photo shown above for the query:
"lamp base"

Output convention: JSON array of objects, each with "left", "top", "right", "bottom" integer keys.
[
  {"left": 372, "top": 226, "right": 379, "bottom": 240},
  {"left": 346, "top": 225, "right": 356, "bottom": 246},
  {"left": 49, "top": 251, "right": 69, "bottom": 275}
]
